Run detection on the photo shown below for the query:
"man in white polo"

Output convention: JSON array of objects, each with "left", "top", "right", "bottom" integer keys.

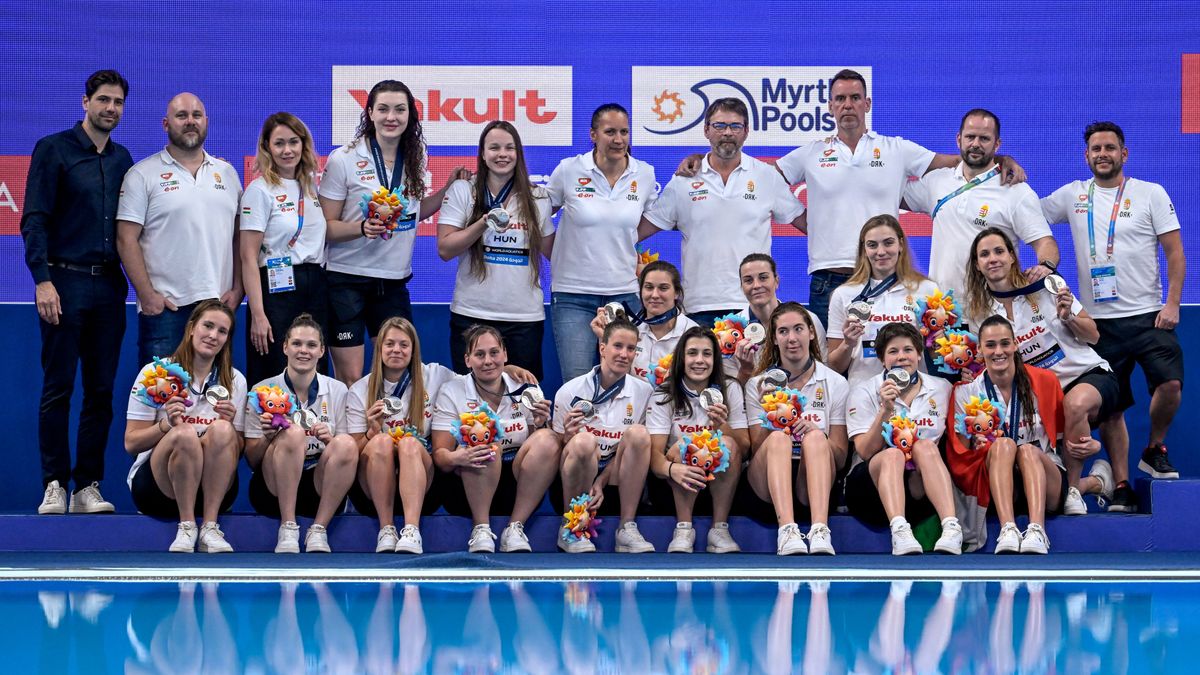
[
  {"left": 639, "top": 97, "right": 806, "bottom": 328},
  {"left": 117, "top": 92, "right": 242, "bottom": 365},
  {"left": 903, "top": 108, "right": 1058, "bottom": 297}
]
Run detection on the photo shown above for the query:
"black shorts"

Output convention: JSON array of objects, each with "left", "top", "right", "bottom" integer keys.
[
  {"left": 1064, "top": 366, "right": 1123, "bottom": 425},
  {"left": 988, "top": 463, "right": 1069, "bottom": 517},
  {"left": 645, "top": 475, "right": 717, "bottom": 517},
  {"left": 449, "top": 312, "right": 545, "bottom": 381},
  {"left": 548, "top": 475, "right": 625, "bottom": 518},
  {"left": 842, "top": 460, "right": 936, "bottom": 528},
  {"left": 347, "top": 469, "right": 442, "bottom": 519},
  {"left": 326, "top": 270, "right": 413, "bottom": 348},
  {"left": 734, "top": 460, "right": 835, "bottom": 525},
  {"left": 249, "top": 466, "right": 344, "bottom": 519},
  {"left": 129, "top": 460, "right": 238, "bottom": 520},
  {"left": 1094, "top": 311, "right": 1184, "bottom": 411},
  {"left": 438, "top": 459, "right": 524, "bottom": 518}
]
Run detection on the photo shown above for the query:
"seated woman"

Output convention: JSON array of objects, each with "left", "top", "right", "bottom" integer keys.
[
  {"left": 431, "top": 324, "right": 559, "bottom": 553},
  {"left": 245, "top": 313, "right": 358, "bottom": 553},
  {"left": 124, "top": 300, "right": 245, "bottom": 553},
  {"left": 646, "top": 326, "right": 749, "bottom": 553},
  {"left": 844, "top": 322, "right": 962, "bottom": 555},
  {"left": 554, "top": 319, "right": 655, "bottom": 553},
  {"left": 948, "top": 315, "right": 1076, "bottom": 554},
  {"left": 744, "top": 302, "right": 849, "bottom": 556}
]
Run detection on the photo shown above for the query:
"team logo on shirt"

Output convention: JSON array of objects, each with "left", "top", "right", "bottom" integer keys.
[
  {"left": 973, "top": 204, "right": 989, "bottom": 226},
  {"left": 870, "top": 147, "right": 885, "bottom": 167},
  {"left": 357, "top": 160, "right": 369, "bottom": 169},
  {"left": 820, "top": 148, "right": 839, "bottom": 168},
  {"left": 1120, "top": 198, "right": 1132, "bottom": 217},
  {"left": 574, "top": 176, "right": 596, "bottom": 197},
  {"left": 743, "top": 179, "right": 757, "bottom": 200},
  {"left": 689, "top": 181, "right": 708, "bottom": 201},
  {"left": 873, "top": 148, "right": 881, "bottom": 160},
  {"left": 630, "top": 180, "right": 638, "bottom": 193},
  {"left": 626, "top": 403, "right": 634, "bottom": 418},
  {"left": 161, "top": 172, "right": 173, "bottom": 180},
  {"left": 213, "top": 172, "right": 227, "bottom": 190},
  {"left": 814, "top": 386, "right": 824, "bottom": 402},
  {"left": 276, "top": 194, "right": 287, "bottom": 202}
]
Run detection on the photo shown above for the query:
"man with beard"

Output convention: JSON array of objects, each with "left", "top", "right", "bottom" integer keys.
[
  {"left": 638, "top": 98, "right": 806, "bottom": 328},
  {"left": 1041, "top": 122, "right": 1184, "bottom": 508},
  {"left": 22, "top": 70, "right": 133, "bottom": 514},
  {"left": 903, "top": 108, "right": 1057, "bottom": 296},
  {"left": 117, "top": 93, "right": 242, "bottom": 365}
]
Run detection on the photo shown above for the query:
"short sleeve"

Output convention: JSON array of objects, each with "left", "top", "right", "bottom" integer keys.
[
  {"left": 724, "top": 383, "right": 748, "bottom": 429},
  {"left": 535, "top": 191, "right": 555, "bottom": 236},
  {"left": 239, "top": 181, "right": 273, "bottom": 233},
  {"left": 116, "top": 167, "right": 149, "bottom": 225},
  {"left": 846, "top": 380, "right": 880, "bottom": 438},
  {"left": 547, "top": 159, "right": 568, "bottom": 211},
  {"left": 744, "top": 377, "right": 765, "bottom": 427},
  {"left": 230, "top": 372, "right": 248, "bottom": 433},
  {"left": 775, "top": 145, "right": 808, "bottom": 185},
  {"left": 828, "top": 375, "right": 849, "bottom": 427},
  {"left": 438, "top": 180, "right": 474, "bottom": 229},
  {"left": 646, "top": 396, "right": 672, "bottom": 435},
  {"left": 897, "top": 137, "right": 936, "bottom": 178},
  {"left": 318, "top": 150, "right": 349, "bottom": 201},
  {"left": 1149, "top": 184, "right": 1182, "bottom": 235},
  {"left": 431, "top": 383, "right": 459, "bottom": 433},
  {"left": 825, "top": 286, "right": 852, "bottom": 339},
  {"left": 903, "top": 175, "right": 935, "bottom": 215},
  {"left": 327, "top": 381, "right": 349, "bottom": 435},
  {"left": 1039, "top": 184, "right": 1073, "bottom": 226},
  {"left": 766, "top": 167, "right": 805, "bottom": 224},
  {"left": 640, "top": 163, "right": 660, "bottom": 210},
  {"left": 125, "top": 365, "right": 159, "bottom": 422},
  {"left": 642, "top": 177, "right": 683, "bottom": 231},
  {"left": 551, "top": 386, "right": 572, "bottom": 434},
  {"left": 1011, "top": 185, "right": 1052, "bottom": 244},
  {"left": 345, "top": 379, "right": 369, "bottom": 434}
]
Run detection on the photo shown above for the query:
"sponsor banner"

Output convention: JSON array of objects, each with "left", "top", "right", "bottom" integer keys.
[
  {"left": 0, "top": 156, "right": 30, "bottom": 236},
  {"left": 1184, "top": 54, "right": 1200, "bottom": 133},
  {"left": 631, "top": 66, "right": 871, "bottom": 146},
  {"left": 332, "top": 66, "right": 573, "bottom": 147}
]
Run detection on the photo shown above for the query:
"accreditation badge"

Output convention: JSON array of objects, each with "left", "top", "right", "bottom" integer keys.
[
  {"left": 266, "top": 256, "right": 296, "bottom": 293},
  {"left": 1089, "top": 264, "right": 1118, "bottom": 304}
]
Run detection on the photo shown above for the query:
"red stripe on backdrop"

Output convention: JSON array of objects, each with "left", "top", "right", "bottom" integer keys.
[
  {"left": 0, "top": 156, "right": 31, "bottom": 235},
  {"left": 1184, "top": 54, "right": 1200, "bottom": 134}
]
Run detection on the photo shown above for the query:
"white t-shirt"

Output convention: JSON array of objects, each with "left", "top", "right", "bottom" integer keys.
[
  {"left": 646, "top": 381, "right": 749, "bottom": 448},
  {"left": 904, "top": 163, "right": 1052, "bottom": 296},
  {"left": 1041, "top": 177, "right": 1181, "bottom": 318},
  {"left": 846, "top": 372, "right": 951, "bottom": 442},
  {"left": 116, "top": 149, "right": 241, "bottom": 308},
  {"left": 975, "top": 290, "right": 1109, "bottom": 389},
  {"left": 318, "top": 141, "right": 425, "bottom": 279},
  {"left": 345, "top": 362, "right": 458, "bottom": 441},
  {"left": 776, "top": 130, "right": 935, "bottom": 273},
  {"left": 827, "top": 279, "right": 940, "bottom": 389},
  {"left": 548, "top": 152, "right": 658, "bottom": 295},
  {"left": 244, "top": 372, "right": 348, "bottom": 460},
  {"left": 632, "top": 314, "right": 699, "bottom": 385},
  {"left": 745, "top": 361, "right": 849, "bottom": 448},
  {"left": 955, "top": 375, "right": 1057, "bottom": 466},
  {"left": 125, "top": 365, "right": 248, "bottom": 489},
  {"left": 644, "top": 154, "right": 804, "bottom": 312},
  {"left": 432, "top": 372, "right": 537, "bottom": 459},
  {"left": 439, "top": 179, "right": 555, "bottom": 322},
  {"left": 239, "top": 177, "right": 327, "bottom": 267},
  {"left": 552, "top": 370, "right": 653, "bottom": 466}
]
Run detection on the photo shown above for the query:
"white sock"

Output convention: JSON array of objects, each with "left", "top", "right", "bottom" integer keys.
[
  {"left": 941, "top": 516, "right": 959, "bottom": 528},
  {"left": 676, "top": 521, "right": 693, "bottom": 529},
  {"left": 889, "top": 516, "right": 908, "bottom": 531}
]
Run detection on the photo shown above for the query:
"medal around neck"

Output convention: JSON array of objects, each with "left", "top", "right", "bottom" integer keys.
[
  {"left": 743, "top": 322, "right": 766, "bottom": 345},
  {"left": 519, "top": 386, "right": 545, "bottom": 411},
  {"left": 291, "top": 408, "right": 319, "bottom": 430},
  {"left": 885, "top": 366, "right": 913, "bottom": 390},
  {"left": 203, "top": 385, "right": 230, "bottom": 406},
  {"left": 485, "top": 207, "right": 511, "bottom": 233},
  {"left": 602, "top": 302, "right": 626, "bottom": 323},
  {"left": 847, "top": 301, "right": 873, "bottom": 322},
  {"left": 759, "top": 368, "right": 789, "bottom": 396},
  {"left": 573, "top": 399, "right": 596, "bottom": 420},
  {"left": 1043, "top": 274, "right": 1069, "bottom": 295},
  {"left": 699, "top": 387, "right": 724, "bottom": 409},
  {"left": 381, "top": 396, "right": 404, "bottom": 416}
]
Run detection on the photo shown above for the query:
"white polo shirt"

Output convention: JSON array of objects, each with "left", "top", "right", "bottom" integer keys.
[
  {"left": 432, "top": 372, "right": 537, "bottom": 458},
  {"left": 1041, "top": 178, "right": 1181, "bottom": 318},
  {"left": 439, "top": 179, "right": 555, "bottom": 322},
  {"left": 116, "top": 149, "right": 241, "bottom": 308},
  {"left": 955, "top": 376, "right": 1056, "bottom": 465},
  {"left": 644, "top": 154, "right": 804, "bottom": 312},
  {"left": 345, "top": 362, "right": 458, "bottom": 440},
  {"left": 240, "top": 177, "right": 327, "bottom": 267},
  {"left": 733, "top": 305, "right": 828, "bottom": 372},
  {"left": 319, "top": 142, "right": 425, "bottom": 279},
  {"left": 552, "top": 370, "right": 652, "bottom": 466},
  {"left": 745, "top": 361, "right": 849, "bottom": 444},
  {"left": 827, "top": 279, "right": 940, "bottom": 389},
  {"left": 904, "top": 162, "right": 1051, "bottom": 296},
  {"left": 776, "top": 130, "right": 934, "bottom": 273},
  {"left": 846, "top": 372, "right": 951, "bottom": 441},
  {"left": 632, "top": 314, "right": 699, "bottom": 384},
  {"left": 976, "top": 290, "right": 1109, "bottom": 389},
  {"left": 244, "top": 372, "right": 348, "bottom": 460},
  {"left": 646, "top": 381, "right": 749, "bottom": 448},
  {"left": 125, "top": 365, "right": 248, "bottom": 488},
  {"left": 548, "top": 152, "right": 658, "bottom": 295}
]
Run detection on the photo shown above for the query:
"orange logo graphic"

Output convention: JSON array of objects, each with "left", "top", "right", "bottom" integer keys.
[{"left": 651, "top": 90, "right": 685, "bottom": 123}]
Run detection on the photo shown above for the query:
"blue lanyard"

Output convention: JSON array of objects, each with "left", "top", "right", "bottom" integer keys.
[
  {"left": 571, "top": 367, "right": 625, "bottom": 408},
  {"left": 1087, "top": 178, "right": 1125, "bottom": 261},
  {"left": 368, "top": 138, "right": 404, "bottom": 193},
  {"left": 931, "top": 167, "right": 999, "bottom": 220},
  {"left": 630, "top": 305, "right": 678, "bottom": 326},
  {"left": 485, "top": 178, "right": 514, "bottom": 210},
  {"left": 852, "top": 273, "right": 898, "bottom": 303},
  {"left": 390, "top": 370, "right": 412, "bottom": 400},
  {"left": 192, "top": 368, "right": 219, "bottom": 397},
  {"left": 504, "top": 382, "right": 537, "bottom": 402},
  {"left": 287, "top": 184, "right": 305, "bottom": 250},
  {"left": 990, "top": 278, "right": 1051, "bottom": 299},
  {"left": 982, "top": 372, "right": 1020, "bottom": 438},
  {"left": 283, "top": 372, "right": 320, "bottom": 409}
]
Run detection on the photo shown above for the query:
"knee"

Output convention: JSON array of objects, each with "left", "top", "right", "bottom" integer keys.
[
  {"left": 395, "top": 437, "right": 426, "bottom": 463},
  {"left": 366, "top": 434, "right": 397, "bottom": 461},
  {"left": 326, "top": 436, "right": 358, "bottom": 467},
  {"left": 911, "top": 439, "right": 940, "bottom": 464},
  {"left": 563, "top": 434, "right": 597, "bottom": 464},
  {"left": 988, "top": 437, "right": 1017, "bottom": 464},
  {"left": 1064, "top": 392, "right": 1093, "bottom": 421},
  {"left": 1016, "top": 443, "right": 1040, "bottom": 463},
  {"left": 205, "top": 419, "right": 237, "bottom": 445},
  {"left": 874, "top": 446, "right": 906, "bottom": 470},
  {"left": 625, "top": 424, "right": 650, "bottom": 449},
  {"left": 277, "top": 425, "right": 308, "bottom": 451},
  {"left": 764, "top": 432, "right": 792, "bottom": 459},
  {"left": 1157, "top": 379, "right": 1183, "bottom": 399}
]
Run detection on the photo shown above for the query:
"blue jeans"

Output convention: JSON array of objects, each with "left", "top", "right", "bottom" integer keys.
[
  {"left": 138, "top": 300, "right": 205, "bottom": 367},
  {"left": 807, "top": 270, "right": 851, "bottom": 332},
  {"left": 550, "top": 291, "right": 640, "bottom": 382}
]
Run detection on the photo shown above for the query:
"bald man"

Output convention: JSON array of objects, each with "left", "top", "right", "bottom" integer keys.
[{"left": 117, "top": 93, "right": 243, "bottom": 365}]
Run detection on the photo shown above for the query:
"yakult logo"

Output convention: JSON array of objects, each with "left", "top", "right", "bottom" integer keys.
[
  {"left": 333, "top": 66, "right": 573, "bottom": 146},
  {"left": 632, "top": 66, "right": 871, "bottom": 146}
]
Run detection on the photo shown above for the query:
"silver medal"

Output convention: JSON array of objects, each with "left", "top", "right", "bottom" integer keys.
[
  {"left": 759, "top": 368, "right": 789, "bottom": 396},
  {"left": 885, "top": 367, "right": 913, "bottom": 390},
  {"left": 291, "top": 408, "right": 319, "bottom": 430},
  {"left": 572, "top": 399, "right": 596, "bottom": 420},
  {"left": 699, "top": 387, "right": 724, "bottom": 409},
  {"left": 519, "top": 386, "right": 545, "bottom": 411},
  {"left": 203, "top": 385, "right": 230, "bottom": 406},
  {"left": 381, "top": 396, "right": 404, "bottom": 416},
  {"left": 743, "top": 322, "right": 766, "bottom": 345},
  {"left": 485, "top": 207, "right": 511, "bottom": 232},
  {"left": 602, "top": 302, "right": 626, "bottom": 323},
  {"left": 847, "top": 301, "right": 873, "bottom": 322},
  {"left": 1043, "top": 274, "right": 1069, "bottom": 295}
]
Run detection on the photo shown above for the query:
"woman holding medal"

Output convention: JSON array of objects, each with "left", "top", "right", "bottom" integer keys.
[
  {"left": 431, "top": 325, "right": 559, "bottom": 554},
  {"left": 646, "top": 326, "right": 749, "bottom": 553},
  {"left": 124, "top": 300, "right": 245, "bottom": 553},
  {"left": 964, "top": 228, "right": 1119, "bottom": 517},
  {"left": 729, "top": 253, "right": 826, "bottom": 384},
  {"left": 948, "top": 315, "right": 1074, "bottom": 554},
  {"left": 743, "top": 302, "right": 849, "bottom": 555},
  {"left": 827, "top": 215, "right": 940, "bottom": 389},
  {"left": 843, "top": 322, "right": 962, "bottom": 555},
  {"left": 437, "top": 121, "right": 554, "bottom": 379},
  {"left": 319, "top": 80, "right": 466, "bottom": 386},
  {"left": 240, "top": 112, "right": 328, "bottom": 386},
  {"left": 245, "top": 314, "right": 358, "bottom": 553}
]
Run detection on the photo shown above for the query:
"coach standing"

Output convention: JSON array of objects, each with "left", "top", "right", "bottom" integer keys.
[{"left": 21, "top": 70, "right": 133, "bottom": 514}]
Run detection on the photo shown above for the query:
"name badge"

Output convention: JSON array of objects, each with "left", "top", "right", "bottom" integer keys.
[
  {"left": 862, "top": 338, "right": 877, "bottom": 360},
  {"left": 266, "top": 256, "right": 296, "bottom": 294},
  {"left": 1089, "top": 265, "right": 1118, "bottom": 304}
]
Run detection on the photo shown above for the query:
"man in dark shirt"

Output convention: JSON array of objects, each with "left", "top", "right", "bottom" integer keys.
[{"left": 21, "top": 70, "right": 133, "bottom": 515}]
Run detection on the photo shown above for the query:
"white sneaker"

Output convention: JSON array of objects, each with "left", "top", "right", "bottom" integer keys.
[
  {"left": 305, "top": 523, "right": 331, "bottom": 553},
  {"left": 468, "top": 524, "right": 496, "bottom": 553},
  {"left": 198, "top": 522, "right": 233, "bottom": 553},
  {"left": 934, "top": 519, "right": 964, "bottom": 555},
  {"left": 668, "top": 522, "right": 696, "bottom": 553},
  {"left": 615, "top": 522, "right": 655, "bottom": 553},
  {"left": 1063, "top": 486, "right": 1087, "bottom": 515},
  {"left": 68, "top": 482, "right": 115, "bottom": 513},
  {"left": 275, "top": 521, "right": 300, "bottom": 554},
  {"left": 994, "top": 521, "right": 1021, "bottom": 554},
  {"left": 38, "top": 481, "right": 66, "bottom": 515},
  {"left": 557, "top": 527, "right": 597, "bottom": 553},
  {"left": 169, "top": 521, "right": 198, "bottom": 553},
  {"left": 890, "top": 520, "right": 923, "bottom": 556},
  {"left": 499, "top": 521, "right": 532, "bottom": 553},
  {"left": 776, "top": 523, "right": 808, "bottom": 555},
  {"left": 376, "top": 525, "right": 399, "bottom": 553},
  {"left": 706, "top": 522, "right": 741, "bottom": 553},
  {"left": 1020, "top": 523, "right": 1050, "bottom": 554},
  {"left": 1089, "top": 460, "right": 1115, "bottom": 508},
  {"left": 395, "top": 525, "right": 423, "bottom": 554},
  {"left": 807, "top": 523, "right": 835, "bottom": 555}
]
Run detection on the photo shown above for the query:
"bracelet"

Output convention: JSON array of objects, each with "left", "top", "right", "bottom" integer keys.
[
  {"left": 668, "top": 463, "right": 675, "bottom": 481},
  {"left": 360, "top": 219, "right": 368, "bottom": 238}
]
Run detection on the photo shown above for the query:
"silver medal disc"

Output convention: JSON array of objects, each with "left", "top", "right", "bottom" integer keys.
[
  {"left": 848, "top": 301, "right": 873, "bottom": 322},
  {"left": 1043, "top": 274, "right": 1069, "bottom": 295},
  {"left": 203, "top": 385, "right": 230, "bottom": 406},
  {"left": 572, "top": 399, "right": 595, "bottom": 420},
  {"left": 381, "top": 396, "right": 404, "bottom": 416},
  {"left": 699, "top": 387, "right": 724, "bottom": 409},
  {"left": 759, "top": 368, "right": 789, "bottom": 396},
  {"left": 485, "top": 207, "right": 511, "bottom": 232},
  {"left": 602, "top": 302, "right": 626, "bottom": 323},
  {"left": 885, "top": 367, "right": 913, "bottom": 390},
  {"left": 520, "top": 386, "right": 545, "bottom": 411},
  {"left": 744, "top": 322, "right": 766, "bottom": 345},
  {"left": 291, "top": 409, "right": 319, "bottom": 430}
]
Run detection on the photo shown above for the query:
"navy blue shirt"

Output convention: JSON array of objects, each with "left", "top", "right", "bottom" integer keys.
[{"left": 20, "top": 122, "right": 133, "bottom": 283}]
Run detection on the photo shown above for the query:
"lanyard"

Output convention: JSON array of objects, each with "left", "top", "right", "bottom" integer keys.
[
  {"left": 1087, "top": 178, "right": 1125, "bottom": 261},
  {"left": 390, "top": 370, "right": 412, "bottom": 400},
  {"left": 191, "top": 368, "right": 219, "bottom": 397},
  {"left": 630, "top": 305, "right": 678, "bottom": 326},
  {"left": 283, "top": 372, "right": 320, "bottom": 409},
  {"left": 990, "top": 278, "right": 1050, "bottom": 299},
  {"left": 852, "top": 273, "right": 898, "bottom": 303},
  {"left": 504, "top": 382, "right": 537, "bottom": 402},
  {"left": 485, "top": 178, "right": 514, "bottom": 210},
  {"left": 571, "top": 367, "right": 626, "bottom": 408},
  {"left": 287, "top": 185, "right": 305, "bottom": 250},
  {"left": 982, "top": 372, "right": 1020, "bottom": 438},
  {"left": 931, "top": 167, "right": 1000, "bottom": 220},
  {"left": 369, "top": 138, "right": 404, "bottom": 192}
]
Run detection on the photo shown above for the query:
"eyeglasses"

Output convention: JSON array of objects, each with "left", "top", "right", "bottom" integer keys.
[{"left": 707, "top": 122, "right": 746, "bottom": 132}]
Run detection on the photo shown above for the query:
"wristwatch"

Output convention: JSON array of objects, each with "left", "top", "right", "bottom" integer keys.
[{"left": 1039, "top": 260, "right": 1058, "bottom": 273}]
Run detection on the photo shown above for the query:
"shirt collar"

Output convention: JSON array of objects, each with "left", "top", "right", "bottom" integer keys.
[
  {"left": 700, "top": 152, "right": 750, "bottom": 177},
  {"left": 159, "top": 147, "right": 213, "bottom": 168},
  {"left": 954, "top": 161, "right": 999, "bottom": 181},
  {"left": 581, "top": 151, "right": 638, "bottom": 181},
  {"left": 71, "top": 121, "right": 110, "bottom": 155}
]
